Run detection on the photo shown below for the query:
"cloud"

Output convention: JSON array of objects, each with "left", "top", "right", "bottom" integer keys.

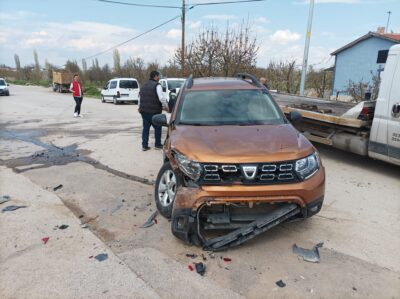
[
  {"left": 255, "top": 17, "right": 270, "bottom": 24},
  {"left": 203, "top": 14, "right": 238, "bottom": 21},
  {"left": 296, "top": 0, "right": 361, "bottom": 3},
  {"left": 270, "top": 30, "right": 301, "bottom": 44},
  {"left": 188, "top": 21, "right": 202, "bottom": 30},
  {"left": 0, "top": 10, "right": 39, "bottom": 21},
  {"left": 166, "top": 29, "right": 182, "bottom": 39}
]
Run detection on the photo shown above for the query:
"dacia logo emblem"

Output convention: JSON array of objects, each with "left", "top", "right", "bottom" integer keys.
[{"left": 242, "top": 166, "right": 257, "bottom": 180}]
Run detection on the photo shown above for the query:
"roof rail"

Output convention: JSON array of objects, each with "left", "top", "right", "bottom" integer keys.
[
  {"left": 186, "top": 74, "right": 194, "bottom": 89},
  {"left": 236, "top": 73, "right": 264, "bottom": 89}
]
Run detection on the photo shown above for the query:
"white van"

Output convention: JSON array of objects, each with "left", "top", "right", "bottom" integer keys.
[
  {"left": 101, "top": 78, "right": 140, "bottom": 104},
  {"left": 159, "top": 78, "right": 186, "bottom": 102}
]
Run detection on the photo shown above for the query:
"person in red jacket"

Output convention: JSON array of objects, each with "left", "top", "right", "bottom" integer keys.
[{"left": 69, "top": 74, "right": 84, "bottom": 117}]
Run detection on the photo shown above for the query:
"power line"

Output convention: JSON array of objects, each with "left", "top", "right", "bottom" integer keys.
[
  {"left": 83, "top": 13, "right": 185, "bottom": 60},
  {"left": 97, "top": 0, "right": 181, "bottom": 9},
  {"left": 189, "top": 0, "right": 267, "bottom": 6}
]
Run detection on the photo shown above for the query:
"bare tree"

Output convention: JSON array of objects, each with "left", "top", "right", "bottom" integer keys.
[
  {"left": 174, "top": 22, "right": 258, "bottom": 77},
  {"left": 14, "top": 54, "right": 21, "bottom": 79},
  {"left": 113, "top": 49, "right": 121, "bottom": 76},
  {"left": 121, "top": 57, "right": 146, "bottom": 84},
  {"left": 305, "top": 66, "right": 332, "bottom": 98}
]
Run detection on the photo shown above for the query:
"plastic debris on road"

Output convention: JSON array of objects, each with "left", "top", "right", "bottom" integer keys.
[
  {"left": 0, "top": 195, "right": 11, "bottom": 205},
  {"left": 186, "top": 253, "right": 197, "bottom": 258},
  {"left": 293, "top": 242, "right": 324, "bottom": 263},
  {"left": 58, "top": 224, "right": 69, "bottom": 230},
  {"left": 276, "top": 280, "right": 286, "bottom": 288},
  {"left": 141, "top": 211, "right": 158, "bottom": 228},
  {"left": 94, "top": 253, "right": 108, "bottom": 262},
  {"left": 2, "top": 205, "right": 27, "bottom": 213},
  {"left": 53, "top": 184, "right": 63, "bottom": 191},
  {"left": 195, "top": 262, "right": 206, "bottom": 276},
  {"left": 188, "top": 264, "right": 194, "bottom": 271},
  {"left": 42, "top": 237, "right": 50, "bottom": 244}
]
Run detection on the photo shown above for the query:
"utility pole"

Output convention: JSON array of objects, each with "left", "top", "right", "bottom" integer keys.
[
  {"left": 386, "top": 11, "right": 392, "bottom": 33},
  {"left": 181, "top": 0, "right": 186, "bottom": 76},
  {"left": 299, "top": 0, "right": 314, "bottom": 96}
]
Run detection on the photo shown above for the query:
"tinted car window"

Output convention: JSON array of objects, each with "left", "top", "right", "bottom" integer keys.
[
  {"left": 178, "top": 90, "right": 284, "bottom": 125},
  {"left": 119, "top": 80, "right": 138, "bottom": 89},
  {"left": 110, "top": 81, "right": 117, "bottom": 89},
  {"left": 0, "top": 80, "right": 6, "bottom": 86},
  {"left": 167, "top": 80, "right": 185, "bottom": 90}
]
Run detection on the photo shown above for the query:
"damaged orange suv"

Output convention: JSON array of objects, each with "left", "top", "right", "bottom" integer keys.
[{"left": 152, "top": 74, "right": 325, "bottom": 251}]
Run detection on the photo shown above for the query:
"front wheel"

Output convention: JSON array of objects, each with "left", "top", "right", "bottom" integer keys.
[
  {"left": 154, "top": 162, "right": 182, "bottom": 218},
  {"left": 101, "top": 96, "right": 105, "bottom": 103}
]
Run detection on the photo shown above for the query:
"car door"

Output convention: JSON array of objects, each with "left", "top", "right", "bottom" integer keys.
[
  {"left": 102, "top": 81, "right": 111, "bottom": 100},
  {"left": 387, "top": 48, "right": 400, "bottom": 165},
  {"left": 160, "top": 80, "right": 169, "bottom": 101},
  {"left": 109, "top": 80, "right": 118, "bottom": 99}
]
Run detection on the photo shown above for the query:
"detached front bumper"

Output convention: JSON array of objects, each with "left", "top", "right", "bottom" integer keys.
[{"left": 171, "top": 167, "right": 325, "bottom": 245}]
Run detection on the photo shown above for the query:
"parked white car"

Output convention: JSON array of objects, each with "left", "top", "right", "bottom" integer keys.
[
  {"left": 101, "top": 78, "right": 140, "bottom": 104},
  {"left": 159, "top": 78, "right": 185, "bottom": 101},
  {"left": 0, "top": 78, "right": 10, "bottom": 96}
]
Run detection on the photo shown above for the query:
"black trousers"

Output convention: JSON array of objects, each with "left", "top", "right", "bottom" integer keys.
[{"left": 73, "top": 97, "right": 83, "bottom": 115}]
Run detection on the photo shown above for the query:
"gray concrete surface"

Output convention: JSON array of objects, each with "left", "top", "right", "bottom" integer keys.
[{"left": 1, "top": 85, "right": 399, "bottom": 299}]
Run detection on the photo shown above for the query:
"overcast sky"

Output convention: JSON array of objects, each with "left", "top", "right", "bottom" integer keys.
[{"left": 0, "top": 0, "right": 399, "bottom": 70}]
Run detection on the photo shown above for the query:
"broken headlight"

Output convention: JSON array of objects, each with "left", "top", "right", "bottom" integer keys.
[
  {"left": 174, "top": 152, "right": 202, "bottom": 181},
  {"left": 295, "top": 152, "right": 320, "bottom": 180}
]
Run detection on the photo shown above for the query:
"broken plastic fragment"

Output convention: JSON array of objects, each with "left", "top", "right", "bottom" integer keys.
[
  {"left": 53, "top": 184, "right": 63, "bottom": 191},
  {"left": 141, "top": 211, "right": 158, "bottom": 228},
  {"left": 2, "top": 205, "right": 27, "bottom": 213},
  {"left": 94, "top": 253, "right": 108, "bottom": 262},
  {"left": 58, "top": 224, "right": 69, "bottom": 230},
  {"left": 0, "top": 195, "right": 11, "bottom": 205},
  {"left": 42, "top": 237, "right": 50, "bottom": 244},
  {"left": 223, "top": 257, "right": 232, "bottom": 262},
  {"left": 195, "top": 262, "right": 206, "bottom": 276},
  {"left": 276, "top": 280, "right": 286, "bottom": 288},
  {"left": 188, "top": 264, "right": 194, "bottom": 271},
  {"left": 292, "top": 242, "right": 323, "bottom": 263},
  {"left": 186, "top": 254, "right": 197, "bottom": 258}
]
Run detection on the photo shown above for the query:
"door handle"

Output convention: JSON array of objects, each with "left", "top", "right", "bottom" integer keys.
[{"left": 392, "top": 103, "right": 400, "bottom": 118}]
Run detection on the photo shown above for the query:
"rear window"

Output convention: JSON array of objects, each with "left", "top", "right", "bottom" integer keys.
[
  {"left": 177, "top": 89, "right": 284, "bottom": 126},
  {"left": 119, "top": 80, "right": 138, "bottom": 89}
]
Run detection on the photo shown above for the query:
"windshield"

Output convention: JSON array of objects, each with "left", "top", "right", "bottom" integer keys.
[
  {"left": 0, "top": 80, "right": 6, "bottom": 86},
  {"left": 119, "top": 80, "right": 138, "bottom": 89},
  {"left": 167, "top": 80, "right": 185, "bottom": 90},
  {"left": 177, "top": 89, "right": 284, "bottom": 126}
]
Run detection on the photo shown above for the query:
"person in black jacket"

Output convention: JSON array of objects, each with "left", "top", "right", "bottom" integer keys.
[{"left": 139, "top": 71, "right": 168, "bottom": 151}]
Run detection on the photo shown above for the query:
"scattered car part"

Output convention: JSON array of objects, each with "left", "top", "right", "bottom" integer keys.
[
  {"left": 203, "top": 204, "right": 300, "bottom": 251},
  {"left": 53, "top": 184, "right": 63, "bottom": 191},
  {"left": 141, "top": 211, "right": 158, "bottom": 228},
  {"left": 58, "top": 224, "right": 69, "bottom": 230},
  {"left": 0, "top": 195, "right": 11, "bottom": 205},
  {"left": 195, "top": 262, "right": 206, "bottom": 276},
  {"left": 276, "top": 280, "right": 286, "bottom": 288},
  {"left": 42, "top": 237, "right": 50, "bottom": 244},
  {"left": 94, "top": 253, "right": 108, "bottom": 262},
  {"left": 292, "top": 242, "right": 324, "bottom": 263},
  {"left": 2, "top": 205, "right": 27, "bottom": 213}
]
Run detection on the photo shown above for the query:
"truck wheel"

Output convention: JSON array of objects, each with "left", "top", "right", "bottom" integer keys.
[
  {"left": 154, "top": 162, "right": 182, "bottom": 219},
  {"left": 101, "top": 96, "right": 105, "bottom": 103},
  {"left": 58, "top": 85, "right": 62, "bottom": 93},
  {"left": 113, "top": 97, "right": 118, "bottom": 105}
]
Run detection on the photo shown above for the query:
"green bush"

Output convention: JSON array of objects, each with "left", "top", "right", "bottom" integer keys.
[{"left": 84, "top": 84, "right": 101, "bottom": 98}]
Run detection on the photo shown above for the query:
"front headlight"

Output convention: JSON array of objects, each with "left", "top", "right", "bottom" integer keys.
[
  {"left": 174, "top": 152, "right": 202, "bottom": 181},
  {"left": 295, "top": 152, "right": 320, "bottom": 180}
]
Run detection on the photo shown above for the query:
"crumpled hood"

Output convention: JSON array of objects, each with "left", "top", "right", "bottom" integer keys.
[{"left": 170, "top": 124, "right": 314, "bottom": 163}]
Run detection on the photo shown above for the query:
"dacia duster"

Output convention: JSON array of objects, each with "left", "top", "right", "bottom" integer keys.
[{"left": 152, "top": 74, "right": 325, "bottom": 250}]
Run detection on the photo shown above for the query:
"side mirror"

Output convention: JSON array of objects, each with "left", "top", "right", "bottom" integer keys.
[
  {"left": 168, "top": 93, "right": 177, "bottom": 112},
  {"left": 162, "top": 86, "right": 167, "bottom": 92},
  {"left": 152, "top": 114, "right": 168, "bottom": 127},
  {"left": 7, "top": 83, "right": 10, "bottom": 86},
  {"left": 288, "top": 111, "right": 302, "bottom": 124}
]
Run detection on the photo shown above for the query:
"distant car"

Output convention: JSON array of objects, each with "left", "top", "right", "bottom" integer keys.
[
  {"left": 101, "top": 78, "right": 140, "bottom": 104},
  {"left": 159, "top": 78, "right": 186, "bottom": 101},
  {"left": 0, "top": 78, "right": 10, "bottom": 96}
]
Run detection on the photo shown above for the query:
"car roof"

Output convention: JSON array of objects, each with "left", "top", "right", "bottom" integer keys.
[
  {"left": 164, "top": 78, "right": 185, "bottom": 80},
  {"left": 189, "top": 77, "right": 261, "bottom": 91},
  {"left": 111, "top": 78, "right": 138, "bottom": 81}
]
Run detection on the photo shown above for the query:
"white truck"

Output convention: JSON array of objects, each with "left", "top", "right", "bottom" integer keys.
[
  {"left": 274, "top": 44, "right": 400, "bottom": 166},
  {"left": 159, "top": 78, "right": 186, "bottom": 102}
]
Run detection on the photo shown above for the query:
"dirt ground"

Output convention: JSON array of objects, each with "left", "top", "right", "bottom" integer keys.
[{"left": 1, "top": 85, "right": 399, "bottom": 299}]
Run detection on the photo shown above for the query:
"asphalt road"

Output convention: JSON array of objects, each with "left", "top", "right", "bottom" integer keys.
[{"left": 1, "top": 85, "right": 399, "bottom": 299}]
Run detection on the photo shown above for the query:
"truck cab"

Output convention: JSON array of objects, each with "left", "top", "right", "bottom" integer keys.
[{"left": 369, "top": 44, "right": 400, "bottom": 165}]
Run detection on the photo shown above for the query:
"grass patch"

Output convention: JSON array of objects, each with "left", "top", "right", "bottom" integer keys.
[{"left": 84, "top": 83, "right": 101, "bottom": 98}]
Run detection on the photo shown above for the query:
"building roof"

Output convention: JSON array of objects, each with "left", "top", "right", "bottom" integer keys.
[{"left": 331, "top": 31, "right": 400, "bottom": 56}]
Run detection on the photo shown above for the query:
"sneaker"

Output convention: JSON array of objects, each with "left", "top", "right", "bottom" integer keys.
[
  {"left": 154, "top": 145, "right": 163, "bottom": 150},
  {"left": 142, "top": 146, "right": 151, "bottom": 151},
  {"left": 74, "top": 112, "right": 78, "bottom": 117},
  {"left": 78, "top": 114, "right": 83, "bottom": 118}
]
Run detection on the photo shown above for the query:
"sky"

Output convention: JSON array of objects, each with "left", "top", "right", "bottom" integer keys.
[{"left": 0, "top": 0, "right": 399, "bottom": 70}]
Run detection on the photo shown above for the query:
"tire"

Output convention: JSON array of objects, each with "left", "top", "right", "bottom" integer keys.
[
  {"left": 113, "top": 97, "right": 118, "bottom": 105},
  {"left": 101, "top": 96, "right": 105, "bottom": 103},
  {"left": 154, "top": 162, "right": 182, "bottom": 219},
  {"left": 6, "top": 91, "right": 9, "bottom": 96},
  {"left": 58, "top": 85, "right": 62, "bottom": 93}
]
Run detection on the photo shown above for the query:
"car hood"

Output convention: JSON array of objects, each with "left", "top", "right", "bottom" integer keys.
[
  {"left": 0, "top": 86, "right": 7, "bottom": 90},
  {"left": 170, "top": 124, "right": 314, "bottom": 163}
]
